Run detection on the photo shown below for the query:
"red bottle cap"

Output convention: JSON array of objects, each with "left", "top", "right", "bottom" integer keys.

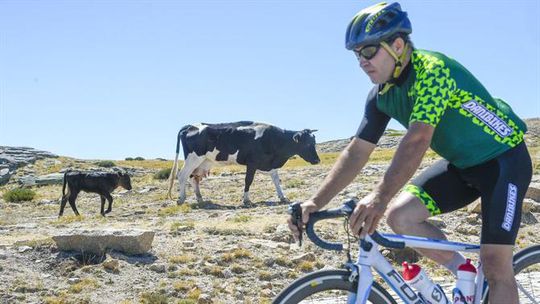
[
  {"left": 402, "top": 262, "right": 421, "bottom": 280},
  {"left": 458, "top": 259, "right": 477, "bottom": 273}
]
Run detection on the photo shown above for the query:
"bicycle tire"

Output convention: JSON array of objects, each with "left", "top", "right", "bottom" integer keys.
[
  {"left": 273, "top": 269, "right": 397, "bottom": 304},
  {"left": 483, "top": 245, "right": 540, "bottom": 304}
]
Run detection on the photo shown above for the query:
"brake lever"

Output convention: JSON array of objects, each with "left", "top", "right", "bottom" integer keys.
[{"left": 288, "top": 203, "right": 303, "bottom": 247}]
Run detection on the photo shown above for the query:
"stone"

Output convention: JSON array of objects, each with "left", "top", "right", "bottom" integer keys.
[
  {"left": 467, "top": 200, "right": 482, "bottom": 214},
  {"left": 526, "top": 183, "right": 540, "bottom": 201},
  {"left": 149, "top": 263, "right": 166, "bottom": 273},
  {"left": 102, "top": 259, "right": 120, "bottom": 273},
  {"left": 522, "top": 198, "right": 538, "bottom": 213},
  {"left": 0, "top": 168, "right": 11, "bottom": 186},
  {"left": 291, "top": 253, "right": 316, "bottom": 263},
  {"left": 18, "top": 246, "right": 33, "bottom": 253},
  {"left": 52, "top": 229, "right": 155, "bottom": 255},
  {"left": 427, "top": 217, "right": 446, "bottom": 228},
  {"left": 521, "top": 212, "right": 538, "bottom": 225},
  {"left": 271, "top": 224, "right": 292, "bottom": 243},
  {"left": 198, "top": 293, "right": 213, "bottom": 304}
]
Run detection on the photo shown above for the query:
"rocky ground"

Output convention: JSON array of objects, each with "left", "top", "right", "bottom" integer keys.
[{"left": 0, "top": 119, "right": 539, "bottom": 304}]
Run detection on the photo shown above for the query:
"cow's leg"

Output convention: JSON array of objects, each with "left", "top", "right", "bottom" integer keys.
[
  {"left": 243, "top": 165, "right": 257, "bottom": 205},
  {"left": 59, "top": 187, "right": 71, "bottom": 217},
  {"left": 100, "top": 195, "right": 106, "bottom": 215},
  {"left": 68, "top": 190, "right": 80, "bottom": 216},
  {"left": 103, "top": 193, "right": 113, "bottom": 215},
  {"left": 270, "top": 169, "right": 288, "bottom": 203},
  {"left": 177, "top": 153, "right": 205, "bottom": 205},
  {"left": 189, "top": 176, "right": 204, "bottom": 203}
]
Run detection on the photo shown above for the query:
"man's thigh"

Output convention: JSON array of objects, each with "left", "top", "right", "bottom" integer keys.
[
  {"left": 403, "top": 159, "right": 480, "bottom": 216},
  {"left": 462, "top": 143, "right": 533, "bottom": 245}
]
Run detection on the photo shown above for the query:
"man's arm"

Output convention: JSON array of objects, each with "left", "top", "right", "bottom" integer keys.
[
  {"left": 350, "top": 122, "right": 434, "bottom": 237},
  {"left": 374, "top": 122, "right": 434, "bottom": 203},
  {"left": 311, "top": 137, "right": 376, "bottom": 209}
]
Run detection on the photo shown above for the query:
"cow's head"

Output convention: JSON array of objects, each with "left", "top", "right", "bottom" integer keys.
[
  {"left": 293, "top": 129, "right": 320, "bottom": 164},
  {"left": 117, "top": 171, "right": 132, "bottom": 190}
]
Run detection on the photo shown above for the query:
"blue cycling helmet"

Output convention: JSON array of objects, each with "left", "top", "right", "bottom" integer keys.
[{"left": 345, "top": 2, "right": 412, "bottom": 50}]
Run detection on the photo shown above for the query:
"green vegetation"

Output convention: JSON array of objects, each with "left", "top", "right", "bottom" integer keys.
[
  {"left": 169, "top": 254, "right": 196, "bottom": 264},
  {"left": 157, "top": 204, "right": 191, "bottom": 216},
  {"left": 94, "top": 160, "right": 116, "bottom": 168},
  {"left": 229, "top": 214, "right": 252, "bottom": 223},
  {"left": 68, "top": 278, "right": 99, "bottom": 293},
  {"left": 139, "top": 291, "right": 168, "bottom": 304},
  {"left": 3, "top": 188, "right": 36, "bottom": 202},
  {"left": 154, "top": 167, "right": 172, "bottom": 180}
]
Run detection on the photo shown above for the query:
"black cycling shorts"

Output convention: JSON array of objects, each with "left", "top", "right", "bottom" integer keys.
[{"left": 403, "top": 142, "right": 532, "bottom": 245}]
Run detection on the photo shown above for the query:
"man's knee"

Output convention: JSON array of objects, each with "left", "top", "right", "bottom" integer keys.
[{"left": 386, "top": 193, "right": 428, "bottom": 232}]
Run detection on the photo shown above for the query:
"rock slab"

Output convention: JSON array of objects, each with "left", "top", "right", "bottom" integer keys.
[{"left": 52, "top": 229, "right": 154, "bottom": 255}]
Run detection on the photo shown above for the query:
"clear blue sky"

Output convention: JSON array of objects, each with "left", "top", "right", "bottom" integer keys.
[{"left": 1, "top": 0, "right": 539, "bottom": 160}]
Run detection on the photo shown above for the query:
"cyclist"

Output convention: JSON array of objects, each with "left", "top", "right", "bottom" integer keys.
[{"left": 288, "top": 2, "right": 532, "bottom": 303}]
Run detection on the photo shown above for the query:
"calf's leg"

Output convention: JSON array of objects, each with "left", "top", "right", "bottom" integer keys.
[
  {"left": 103, "top": 193, "right": 114, "bottom": 215},
  {"left": 59, "top": 188, "right": 71, "bottom": 217},
  {"left": 100, "top": 195, "right": 106, "bottom": 215},
  {"left": 68, "top": 191, "right": 80, "bottom": 216}
]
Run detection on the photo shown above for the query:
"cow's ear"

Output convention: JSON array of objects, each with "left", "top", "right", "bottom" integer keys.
[{"left": 293, "top": 132, "right": 302, "bottom": 143}]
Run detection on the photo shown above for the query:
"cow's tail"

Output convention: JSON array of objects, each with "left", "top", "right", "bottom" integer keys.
[
  {"left": 167, "top": 127, "right": 187, "bottom": 199},
  {"left": 61, "top": 170, "right": 69, "bottom": 198}
]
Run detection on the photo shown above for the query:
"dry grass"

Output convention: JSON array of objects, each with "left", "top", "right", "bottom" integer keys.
[{"left": 68, "top": 278, "right": 99, "bottom": 294}]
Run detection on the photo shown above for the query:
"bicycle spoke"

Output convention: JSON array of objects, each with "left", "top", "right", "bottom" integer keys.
[{"left": 515, "top": 264, "right": 540, "bottom": 304}]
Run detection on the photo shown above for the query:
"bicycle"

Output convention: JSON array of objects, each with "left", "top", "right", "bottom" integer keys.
[{"left": 274, "top": 199, "right": 540, "bottom": 304}]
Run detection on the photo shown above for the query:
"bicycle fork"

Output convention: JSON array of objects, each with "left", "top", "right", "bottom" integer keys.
[{"left": 351, "top": 235, "right": 429, "bottom": 304}]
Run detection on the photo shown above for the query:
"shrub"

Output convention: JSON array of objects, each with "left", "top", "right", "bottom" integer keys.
[
  {"left": 134, "top": 157, "right": 145, "bottom": 161},
  {"left": 94, "top": 160, "right": 115, "bottom": 168},
  {"left": 125, "top": 157, "right": 134, "bottom": 161},
  {"left": 154, "top": 168, "right": 172, "bottom": 180},
  {"left": 3, "top": 188, "right": 36, "bottom": 202}
]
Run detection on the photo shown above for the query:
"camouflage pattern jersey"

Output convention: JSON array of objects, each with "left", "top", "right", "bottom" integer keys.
[{"left": 367, "top": 49, "right": 527, "bottom": 169}]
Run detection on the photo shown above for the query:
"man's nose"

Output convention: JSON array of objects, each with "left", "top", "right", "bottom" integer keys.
[{"left": 359, "top": 56, "right": 370, "bottom": 67}]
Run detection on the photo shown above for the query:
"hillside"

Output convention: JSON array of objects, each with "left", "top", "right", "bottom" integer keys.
[{"left": 0, "top": 119, "right": 539, "bottom": 303}]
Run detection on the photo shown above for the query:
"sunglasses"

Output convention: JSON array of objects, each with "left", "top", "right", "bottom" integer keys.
[{"left": 354, "top": 44, "right": 381, "bottom": 60}]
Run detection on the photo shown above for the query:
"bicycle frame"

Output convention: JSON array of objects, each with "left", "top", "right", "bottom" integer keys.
[{"left": 351, "top": 233, "right": 483, "bottom": 304}]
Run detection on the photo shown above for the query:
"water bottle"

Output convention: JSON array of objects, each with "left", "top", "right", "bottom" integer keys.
[
  {"left": 402, "top": 261, "right": 449, "bottom": 304},
  {"left": 452, "top": 259, "right": 476, "bottom": 304}
]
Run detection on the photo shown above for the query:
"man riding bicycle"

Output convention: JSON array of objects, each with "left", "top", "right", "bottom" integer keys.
[{"left": 288, "top": 2, "right": 532, "bottom": 304}]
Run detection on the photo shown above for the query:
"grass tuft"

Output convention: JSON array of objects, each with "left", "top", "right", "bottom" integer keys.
[{"left": 3, "top": 188, "right": 36, "bottom": 202}]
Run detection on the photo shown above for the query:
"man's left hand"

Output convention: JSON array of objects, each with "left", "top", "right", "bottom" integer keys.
[{"left": 349, "top": 192, "right": 389, "bottom": 238}]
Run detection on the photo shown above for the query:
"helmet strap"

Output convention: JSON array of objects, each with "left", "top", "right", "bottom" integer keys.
[{"left": 379, "top": 41, "right": 410, "bottom": 95}]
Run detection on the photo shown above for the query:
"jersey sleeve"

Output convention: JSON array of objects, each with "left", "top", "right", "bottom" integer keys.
[
  {"left": 409, "top": 59, "right": 456, "bottom": 127},
  {"left": 355, "top": 86, "right": 391, "bottom": 144}
]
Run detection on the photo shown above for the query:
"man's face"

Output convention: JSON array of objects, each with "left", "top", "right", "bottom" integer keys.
[{"left": 356, "top": 42, "right": 396, "bottom": 84}]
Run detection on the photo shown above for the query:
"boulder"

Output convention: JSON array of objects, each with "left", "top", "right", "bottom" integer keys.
[
  {"left": 19, "top": 173, "right": 64, "bottom": 186},
  {"left": 52, "top": 229, "right": 154, "bottom": 255},
  {"left": 0, "top": 168, "right": 11, "bottom": 186}
]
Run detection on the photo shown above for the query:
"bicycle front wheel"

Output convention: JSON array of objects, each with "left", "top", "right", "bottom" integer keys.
[
  {"left": 273, "top": 269, "right": 397, "bottom": 304},
  {"left": 513, "top": 244, "right": 540, "bottom": 304}
]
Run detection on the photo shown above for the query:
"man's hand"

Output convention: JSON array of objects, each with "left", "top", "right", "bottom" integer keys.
[
  {"left": 287, "top": 200, "right": 319, "bottom": 242},
  {"left": 349, "top": 193, "right": 389, "bottom": 238}
]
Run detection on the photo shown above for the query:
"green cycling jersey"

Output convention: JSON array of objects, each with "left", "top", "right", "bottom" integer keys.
[{"left": 356, "top": 49, "right": 527, "bottom": 169}]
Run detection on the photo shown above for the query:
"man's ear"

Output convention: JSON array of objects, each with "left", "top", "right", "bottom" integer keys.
[{"left": 394, "top": 37, "right": 405, "bottom": 55}]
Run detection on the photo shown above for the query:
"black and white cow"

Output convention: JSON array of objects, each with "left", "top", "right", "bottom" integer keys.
[{"left": 167, "top": 121, "right": 320, "bottom": 205}]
